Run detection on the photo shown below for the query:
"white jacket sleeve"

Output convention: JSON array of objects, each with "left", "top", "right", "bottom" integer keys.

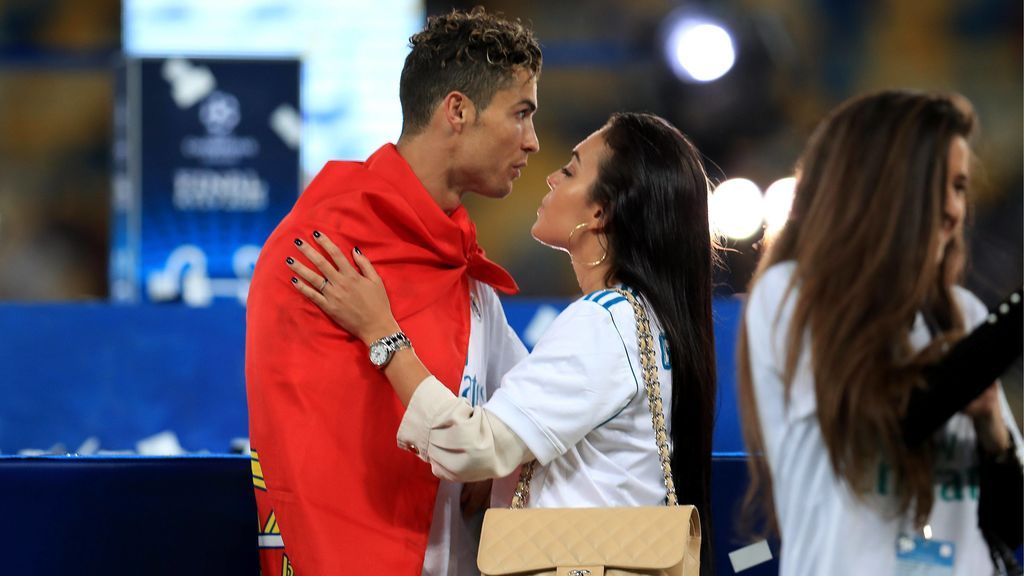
[{"left": 396, "top": 376, "right": 533, "bottom": 482}]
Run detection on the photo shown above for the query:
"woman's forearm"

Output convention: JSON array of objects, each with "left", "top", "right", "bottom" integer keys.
[
  {"left": 357, "top": 321, "right": 430, "bottom": 407},
  {"left": 902, "top": 286, "right": 1022, "bottom": 446},
  {"left": 974, "top": 412, "right": 1011, "bottom": 455},
  {"left": 379, "top": 346, "right": 431, "bottom": 407},
  {"left": 397, "top": 376, "right": 533, "bottom": 482}
]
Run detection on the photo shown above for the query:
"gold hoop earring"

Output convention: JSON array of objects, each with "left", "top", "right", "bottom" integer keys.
[
  {"left": 586, "top": 248, "right": 608, "bottom": 268},
  {"left": 567, "top": 222, "right": 608, "bottom": 267},
  {"left": 567, "top": 222, "right": 589, "bottom": 245}
]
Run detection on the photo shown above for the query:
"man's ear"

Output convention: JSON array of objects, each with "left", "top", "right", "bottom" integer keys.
[{"left": 441, "top": 91, "right": 475, "bottom": 133}]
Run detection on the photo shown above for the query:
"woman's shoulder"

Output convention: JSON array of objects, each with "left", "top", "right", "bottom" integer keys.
[
  {"left": 950, "top": 285, "right": 988, "bottom": 329},
  {"left": 579, "top": 288, "right": 632, "bottom": 310},
  {"left": 542, "top": 289, "right": 636, "bottom": 336},
  {"left": 754, "top": 261, "right": 797, "bottom": 292},
  {"left": 519, "top": 290, "right": 639, "bottom": 373},
  {"left": 747, "top": 261, "right": 798, "bottom": 314}
]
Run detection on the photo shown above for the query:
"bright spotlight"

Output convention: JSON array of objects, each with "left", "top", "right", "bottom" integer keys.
[
  {"left": 764, "top": 177, "right": 796, "bottom": 235},
  {"left": 665, "top": 19, "right": 736, "bottom": 83},
  {"left": 711, "top": 178, "right": 764, "bottom": 240}
]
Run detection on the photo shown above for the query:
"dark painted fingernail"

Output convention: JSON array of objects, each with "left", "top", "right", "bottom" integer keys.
[
  {"left": 313, "top": 230, "right": 321, "bottom": 238},
  {"left": 354, "top": 246, "right": 362, "bottom": 255},
  {"left": 286, "top": 257, "right": 294, "bottom": 265},
  {"left": 294, "top": 238, "right": 303, "bottom": 246},
  {"left": 290, "top": 277, "right": 298, "bottom": 284}
]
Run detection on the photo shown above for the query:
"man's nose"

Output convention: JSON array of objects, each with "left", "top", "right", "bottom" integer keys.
[{"left": 523, "top": 123, "right": 540, "bottom": 153}]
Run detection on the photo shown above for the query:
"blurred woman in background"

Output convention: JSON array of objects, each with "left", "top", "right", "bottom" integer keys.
[{"left": 738, "top": 90, "right": 1022, "bottom": 575}]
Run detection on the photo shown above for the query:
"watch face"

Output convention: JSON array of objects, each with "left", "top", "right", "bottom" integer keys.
[{"left": 369, "top": 344, "right": 389, "bottom": 366}]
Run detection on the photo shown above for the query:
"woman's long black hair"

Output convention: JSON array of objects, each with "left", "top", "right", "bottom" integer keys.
[{"left": 590, "top": 112, "right": 717, "bottom": 574}]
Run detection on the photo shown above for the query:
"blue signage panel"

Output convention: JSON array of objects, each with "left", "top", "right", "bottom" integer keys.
[{"left": 111, "top": 57, "right": 300, "bottom": 305}]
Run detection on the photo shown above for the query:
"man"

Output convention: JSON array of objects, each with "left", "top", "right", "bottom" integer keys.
[{"left": 246, "top": 8, "right": 541, "bottom": 575}]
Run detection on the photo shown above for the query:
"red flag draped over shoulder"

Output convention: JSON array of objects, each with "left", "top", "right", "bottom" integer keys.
[{"left": 246, "top": 144, "right": 517, "bottom": 575}]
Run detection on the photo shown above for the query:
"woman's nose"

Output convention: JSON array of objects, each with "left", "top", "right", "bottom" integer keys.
[{"left": 947, "top": 194, "right": 964, "bottom": 223}]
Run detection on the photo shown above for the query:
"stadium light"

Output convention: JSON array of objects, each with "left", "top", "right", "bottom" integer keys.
[
  {"left": 763, "top": 176, "right": 796, "bottom": 236},
  {"left": 710, "top": 178, "right": 764, "bottom": 240},
  {"left": 664, "top": 16, "right": 736, "bottom": 83}
]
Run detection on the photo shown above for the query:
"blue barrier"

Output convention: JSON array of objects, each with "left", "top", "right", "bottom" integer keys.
[
  {"left": 0, "top": 303, "right": 248, "bottom": 453},
  {"left": 0, "top": 454, "right": 258, "bottom": 574},
  {"left": 0, "top": 297, "right": 747, "bottom": 454},
  {"left": 0, "top": 454, "right": 777, "bottom": 575}
]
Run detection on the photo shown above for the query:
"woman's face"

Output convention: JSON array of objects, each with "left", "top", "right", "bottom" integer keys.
[
  {"left": 937, "top": 135, "right": 970, "bottom": 261},
  {"left": 531, "top": 128, "right": 609, "bottom": 249}
]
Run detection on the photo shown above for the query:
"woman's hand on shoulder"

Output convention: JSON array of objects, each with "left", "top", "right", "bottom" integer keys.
[
  {"left": 286, "top": 231, "right": 400, "bottom": 345},
  {"left": 965, "top": 382, "right": 1011, "bottom": 454}
]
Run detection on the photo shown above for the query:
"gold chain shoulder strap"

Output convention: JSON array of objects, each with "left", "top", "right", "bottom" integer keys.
[{"left": 510, "top": 288, "right": 678, "bottom": 509}]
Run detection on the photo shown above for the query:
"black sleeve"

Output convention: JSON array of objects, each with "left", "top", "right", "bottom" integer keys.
[
  {"left": 978, "top": 435, "right": 1024, "bottom": 552},
  {"left": 902, "top": 286, "right": 1023, "bottom": 447}
]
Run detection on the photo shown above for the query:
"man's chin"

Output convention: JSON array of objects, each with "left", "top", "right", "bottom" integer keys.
[
  {"left": 466, "top": 182, "right": 514, "bottom": 200},
  {"left": 487, "top": 185, "right": 515, "bottom": 199}
]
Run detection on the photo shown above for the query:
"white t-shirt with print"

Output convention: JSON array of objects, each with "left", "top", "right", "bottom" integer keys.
[
  {"left": 421, "top": 280, "right": 528, "bottom": 576},
  {"left": 745, "top": 261, "right": 1024, "bottom": 576},
  {"left": 484, "top": 288, "right": 673, "bottom": 509}
]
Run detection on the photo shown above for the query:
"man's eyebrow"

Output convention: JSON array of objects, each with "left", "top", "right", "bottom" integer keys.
[{"left": 517, "top": 99, "right": 537, "bottom": 112}]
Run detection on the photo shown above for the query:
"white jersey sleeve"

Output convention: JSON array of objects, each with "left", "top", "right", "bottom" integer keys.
[{"left": 483, "top": 297, "right": 640, "bottom": 466}]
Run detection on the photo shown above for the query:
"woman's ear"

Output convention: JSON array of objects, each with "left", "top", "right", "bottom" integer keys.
[{"left": 590, "top": 206, "right": 608, "bottom": 233}]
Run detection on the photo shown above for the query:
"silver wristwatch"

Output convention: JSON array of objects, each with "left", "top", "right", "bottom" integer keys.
[{"left": 368, "top": 331, "right": 412, "bottom": 369}]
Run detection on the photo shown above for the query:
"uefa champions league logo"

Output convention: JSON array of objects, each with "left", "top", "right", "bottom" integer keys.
[
  {"left": 199, "top": 91, "right": 241, "bottom": 136},
  {"left": 181, "top": 89, "right": 258, "bottom": 163}
]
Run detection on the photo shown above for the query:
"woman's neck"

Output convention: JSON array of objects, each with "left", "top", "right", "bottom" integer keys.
[{"left": 573, "top": 261, "right": 615, "bottom": 295}]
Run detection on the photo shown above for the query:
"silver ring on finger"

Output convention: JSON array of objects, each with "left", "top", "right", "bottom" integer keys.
[{"left": 318, "top": 277, "right": 329, "bottom": 294}]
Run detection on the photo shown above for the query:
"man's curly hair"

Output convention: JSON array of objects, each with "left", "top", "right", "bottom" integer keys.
[{"left": 399, "top": 7, "right": 542, "bottom": 135}]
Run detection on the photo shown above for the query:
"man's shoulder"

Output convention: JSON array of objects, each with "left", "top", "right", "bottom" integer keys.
[
  {"left": 303, "top": 160, "right": 392, "bottom": 196},
  {"left": 304, "top": 143, "right": 413, "bottom": 198}
]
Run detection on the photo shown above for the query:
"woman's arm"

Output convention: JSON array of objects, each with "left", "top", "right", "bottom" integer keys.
[
  {"left": 286, "top": 232, "right": 429, "bottom": 406},
  {"left": 902, "top": 287, "right": 1022, "bottom": 448},
  {"left": 397, "top": 376, "right": 532, "bottom": 481},
  {"left": 285, "top": 231, "right": 533, "bottom": 480}
]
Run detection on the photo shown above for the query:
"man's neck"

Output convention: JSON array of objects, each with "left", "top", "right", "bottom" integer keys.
[{"left": 396, "top": 136, "right": 463, "bottom": 215}]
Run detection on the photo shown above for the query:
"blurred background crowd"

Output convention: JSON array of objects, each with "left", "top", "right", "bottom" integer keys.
[{"left": 1, "top": 0, "right": 1020, "bottom": 299}]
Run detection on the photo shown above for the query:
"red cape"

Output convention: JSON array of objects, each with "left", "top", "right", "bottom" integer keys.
[{"left": 246, "top": 144, "right": 517, "bottom": 574}]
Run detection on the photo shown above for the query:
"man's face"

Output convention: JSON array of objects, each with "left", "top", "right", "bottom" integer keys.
[{"left": 456, "top": 68, "right": 540, "bottom": 199}]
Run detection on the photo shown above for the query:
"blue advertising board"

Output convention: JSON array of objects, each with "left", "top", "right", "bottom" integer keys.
[
  {"left": 111, "top": 57, "right": 301, "bottom": 305},
  {"left": 0, "top": 297, "right": 747, "bottom": 454}
]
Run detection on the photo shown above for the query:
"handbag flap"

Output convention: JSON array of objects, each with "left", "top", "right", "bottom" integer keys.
[{"left": 477, "top": 505, "right": 701, "bottom": 574}]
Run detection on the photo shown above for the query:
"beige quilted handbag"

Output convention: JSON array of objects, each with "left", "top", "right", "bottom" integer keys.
[{"left": 477, "top": 289, "right": 702, "bottom": 576}]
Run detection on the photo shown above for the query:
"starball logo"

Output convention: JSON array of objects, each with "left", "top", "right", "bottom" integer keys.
[{"left": 199, "top": 91, "right": 241, "bottom": 136}]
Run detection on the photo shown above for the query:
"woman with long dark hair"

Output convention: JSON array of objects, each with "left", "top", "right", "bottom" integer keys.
[
  {"left": 737, "top": 90, "right": 1023, "bottom": 575},
  {"left": 288, "top": 112, "right": 717, "bottom": 572}
]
